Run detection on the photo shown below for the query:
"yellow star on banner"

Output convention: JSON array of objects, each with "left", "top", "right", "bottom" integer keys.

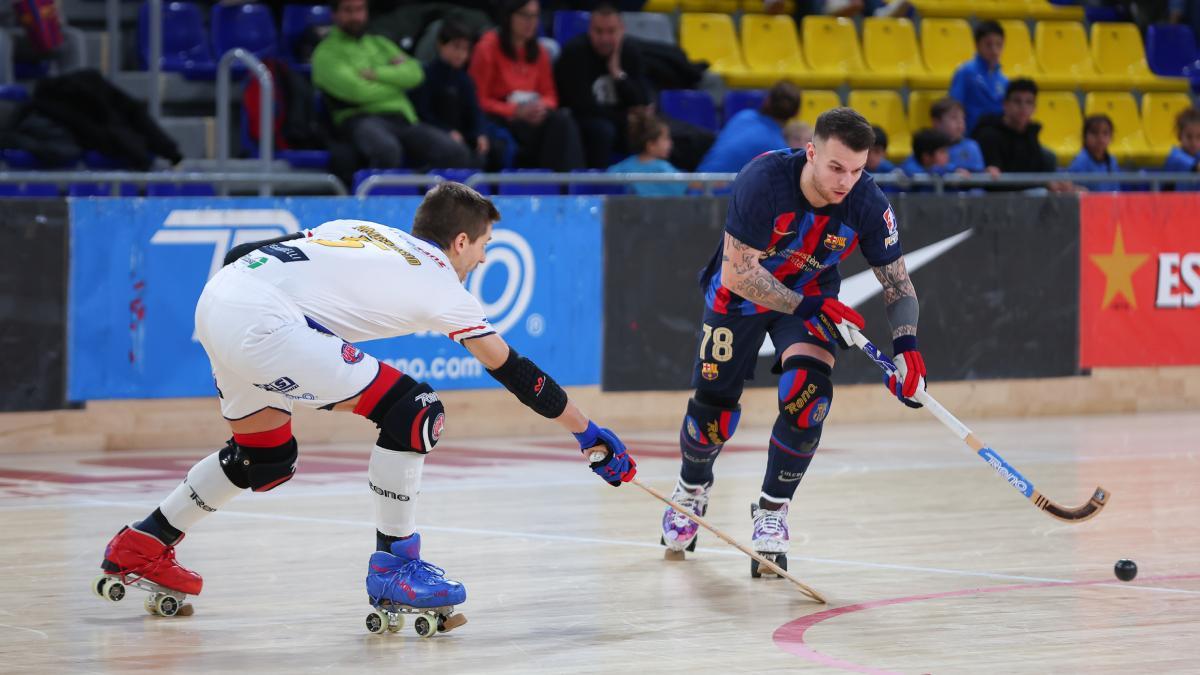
[{"left": 1089, "top": 223, "right": 1149, "bottom": 309}]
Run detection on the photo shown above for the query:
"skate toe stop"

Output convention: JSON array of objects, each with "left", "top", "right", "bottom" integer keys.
[
  {"left": 443, "top": 613, "right": 468, "bottom": 631},
  {"left": 663, "top": 549, "right": 686, "bottom": 561},
  {"left": 177, "top": 604, "right": 195, "bottom": 617}
]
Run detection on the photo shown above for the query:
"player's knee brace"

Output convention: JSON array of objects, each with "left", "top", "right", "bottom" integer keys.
[
  {"left": 366, "top": 374, "right": 445, "bottom": 454},
  {"left": 681, "top": 393, "right": 742, "bottom": 454},
  {"left": 218, "top": 436, "right": 298, "bottom": 492},
  {"left": 772, "top": 356, "right": 833, "bottom": 456}
]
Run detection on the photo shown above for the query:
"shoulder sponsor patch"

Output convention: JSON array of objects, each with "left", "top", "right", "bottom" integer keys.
[
  {"left": 883, "top": 206, "right": 897, "bottom": 235},
  {"left": 261, "top": 243, "right": 309, "bottom": 263}
]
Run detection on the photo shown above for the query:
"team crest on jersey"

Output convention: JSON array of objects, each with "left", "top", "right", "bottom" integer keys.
[
  {"left": 701, "top": 362, "right": 719, "bottom": 381},
  {"left": 823, "top": 234, "right": 847, "bottom": 252},
  {"left": 341, "top": 342, "right": 364, "bottom": 364}
]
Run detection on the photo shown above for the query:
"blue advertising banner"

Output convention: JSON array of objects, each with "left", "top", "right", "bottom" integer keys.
[{"left": 69, "top": 197, "right": 602, "bottom": 400}]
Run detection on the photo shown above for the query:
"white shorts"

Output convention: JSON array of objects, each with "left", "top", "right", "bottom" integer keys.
[{"left": 195, "top": 267, "right": 381, "bottom": 420}]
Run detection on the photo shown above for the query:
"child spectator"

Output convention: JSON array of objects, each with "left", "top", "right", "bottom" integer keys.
[
  {"left": 412, "top": 21, "right": 495, "bottom": 170},
  {"left": 930, "top": 97, "right": 986, "bottom": 175},
  {"left": 1068, "top": 114, "right": 1120, "bottom": 192},
  {"left": 901, "top": 128, "right": 952, "bottom": 178},
  {"left": 949, "top": 20, "right": 1007, "bottom": 134},
  {"left": 1164, "top": 107, "right": 1200, "bottom": 183},
  {"left": 606, "top": 113, "right": 687, "bottom": 196},
  {"left": 867, "top": 124, "right": 896, "bottom": 174},
  {"left": 784, "top": 120, "right": 812, "bottom": 150}
]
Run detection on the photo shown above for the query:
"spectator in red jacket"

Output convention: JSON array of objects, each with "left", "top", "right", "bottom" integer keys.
[{"left": 468, "top": 0, "right": 585, "bottom": 171}]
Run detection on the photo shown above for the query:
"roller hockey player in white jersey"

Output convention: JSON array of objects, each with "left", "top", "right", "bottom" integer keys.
[
  {"left": 93, "top": 183, "right": 637, "bottom": 634},
  {"left": 660, "top": 108, "right": 927, "bottom": 576}
]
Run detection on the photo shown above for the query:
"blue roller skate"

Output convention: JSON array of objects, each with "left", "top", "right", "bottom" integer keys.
[{"left": 364, "top": 532, "right": 467, "bottom": 637}]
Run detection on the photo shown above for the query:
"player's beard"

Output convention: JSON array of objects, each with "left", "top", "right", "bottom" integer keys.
[{"left": 809, "top": 170, "right": 846, "bottom": 206}]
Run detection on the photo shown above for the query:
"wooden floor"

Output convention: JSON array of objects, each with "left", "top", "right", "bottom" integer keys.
[{"left": 1, "top": 409, "right": 1198, "bottom": 673}]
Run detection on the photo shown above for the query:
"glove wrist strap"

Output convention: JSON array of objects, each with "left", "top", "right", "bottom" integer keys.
[{"left": 892, "top": 335, "right": 918, "bottom": 354}]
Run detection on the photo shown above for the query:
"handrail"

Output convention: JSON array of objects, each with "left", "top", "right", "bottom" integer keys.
[
  {"left": 353, "top": 173, "right": 447, "bottom": 197},
  {"left": 149, "top": 0, "right": 162, "bottom": 118},
  {"left": 873, "top": 170, "right": 1200, "bottom": 193},
  {"left": 354, "top": 171, "right": 739, "bottom": 197},
  {"left": 0, "top": 170, "right": 347, "bottom": 195},
  {"left": 105, "top": 0, "right": 120, "bottom": 79},
  {"left": 216, "top": 48, "right": 273, "bottom": 197}
]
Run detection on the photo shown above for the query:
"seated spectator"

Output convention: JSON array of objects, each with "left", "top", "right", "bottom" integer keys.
[
  {"left": 867, "top": 124, "right": 896, "bottom": 174},
  {"left": 901, "top": 128, "right": 952, "bottom": 177},
  {"left": 784, "top": 120, "right": 812, "bottom": 150},
  {"left": 469, "top": 0, "right": 585, "bottom": 172},
  {"left": 1068, "top": 114, "right": 1120, "bottom": 192},
  {"left": 949, "top": 20, "right": 1007, "bottom": 134},
  {"left": 930, "top": 97, "right": 987, "bottom": 175},
  {"left": 697, "top": 81, "right": 799, "bottom": 173},
  {"left": 553, "top": 4, "right": 652, "bottom": 168},
  {"left": 312, "top": 0, "right": 472, "bottom": 170},
  {"left": 972, "top": 78, "right": 1056, "bottom": 178},
  {"left": 1164, "top": 107, "right": 1200, "bottom": 190},
  {"left": 606, "top": 113, "right": 687, "bottom": 196},
  {"left": 411, "top": 21, "right": 496, "bottom": 170}
]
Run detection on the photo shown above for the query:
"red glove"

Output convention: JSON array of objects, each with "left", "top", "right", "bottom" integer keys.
[
  {"left": 886, "top": 336, "right": 926, "bottom": 408},
  {"left": 793, "top": 296, "right": 865, "bottom": 349}
]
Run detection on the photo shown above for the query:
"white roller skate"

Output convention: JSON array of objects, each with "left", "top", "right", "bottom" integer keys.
[
  {"left": 660, "top": 479, "right": 710, "bottom": 560},
  {"left": 749, "top": 502, "right": 790, "bottom": 578}
]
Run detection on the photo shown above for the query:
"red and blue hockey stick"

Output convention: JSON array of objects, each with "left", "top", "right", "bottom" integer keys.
[{"left": 849, "top": 329, "right": 1109, "bottom": 523}]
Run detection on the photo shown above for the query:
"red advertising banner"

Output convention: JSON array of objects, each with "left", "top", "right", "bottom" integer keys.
[{"left": 1080, "top": 193, "right": 1200, "bottom": 368}]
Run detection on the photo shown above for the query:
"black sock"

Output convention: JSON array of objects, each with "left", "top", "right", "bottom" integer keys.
[
  {"left": 376, "top": 530, "right": 407, "bottom": 553},
  {"left": 133, "top": 508, "right": 183, "bottom": 545}
]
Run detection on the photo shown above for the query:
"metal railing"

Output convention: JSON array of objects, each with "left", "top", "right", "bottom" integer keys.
[
  {"left": 872, "top": 170, "right": 1200, "bottom": 192},
  {"left": 354, "top": 171, "right": 740, "bottom": 197},
  {"left": 216, "top": 49, "right": 273, "bottom": 196},
  {"left": 0, "top": 170, "right": 347, "bottom": 195}
]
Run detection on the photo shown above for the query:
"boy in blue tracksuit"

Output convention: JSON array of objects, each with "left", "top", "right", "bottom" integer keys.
[
  {"left": 1067, "top": 114, "right": 1120, "bottom": 192},
  {"left": 948, "top": 20, "right": 1008, "bottom": 135}
]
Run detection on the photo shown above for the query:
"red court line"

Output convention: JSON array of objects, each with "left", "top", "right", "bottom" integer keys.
[{"left": 773, "top": 573, "right": 1200, "bottom": 674}]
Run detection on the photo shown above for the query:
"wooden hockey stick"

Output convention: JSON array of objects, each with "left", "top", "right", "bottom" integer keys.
[
  {"left": 849, "top": 329, "right": 1109, "bottom": 523},
  {"left": 631, "top": 478, "right": 827, "bottom": 604}
]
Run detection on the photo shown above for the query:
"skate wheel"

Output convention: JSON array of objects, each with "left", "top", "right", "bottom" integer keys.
[
  {"left": 156, "top": 594, "right": 180, "bottom": 617},
  {"left": 365, "top": 610, "right": 388, "bottom": 634},
  {"left": 686, "top": 537, "right": 697, "bottom": 552},
  {"left": 414, "top": 614, "right": 437, "bottom": 638},
  {"left": 386, "top": 613, "right": 403, "bottom": 633},
  {"left": 100, "top": 577, "right": 126, "bottom": 602},
  {"left": 92, "top": 575, "right": 108, "bottom": 599},
  {"left": 750, "top": 559, "right": 762, "bottom": 579}
]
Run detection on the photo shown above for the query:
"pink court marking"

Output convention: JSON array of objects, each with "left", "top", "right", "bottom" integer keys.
[{"left": 773, "top": 573, "right": 1200, "bottom": 674}]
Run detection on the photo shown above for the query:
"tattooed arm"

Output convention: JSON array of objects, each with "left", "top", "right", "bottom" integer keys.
[
  {"left": 719, "top": 232, "right": 803, "bottom": 313},
  {"left": 872, "top": 257, "right": 919, "bottom": 340}
]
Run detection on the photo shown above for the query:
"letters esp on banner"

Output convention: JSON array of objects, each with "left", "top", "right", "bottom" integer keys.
[
  {"left": 1080, "top": 193, "right": 1200, "bottom": 368},
  {"left": 68, "top": 197, "right": 602, "bottom": 400}
]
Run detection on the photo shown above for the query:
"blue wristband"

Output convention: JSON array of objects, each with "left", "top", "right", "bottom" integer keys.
[
  {"left": 892, "top": 335, "right": 918, "bottom": 354},
  {"left": 573, "top": 421, "right": 600, "bottom": 448}
]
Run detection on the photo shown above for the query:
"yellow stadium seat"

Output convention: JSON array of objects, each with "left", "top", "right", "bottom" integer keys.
[
  {"left": 1023, "top": 0, "right": 1085, "bottom": 20},
  {"left": 740, "top": 0, "right": 796, "bottom": 14},
  {"left": 1085, "top": 92, "right": 1154, "bottom": 164},
  {"left": 680, "top": 0, "right": 739, "bottom": 13},
  {"left": 862, "top": 18, "right": 930, "bottom": 88},
  {"left": 909, "top": 0, "right": 977, "bottom": 19},
  {"left": 1034, "top": 91, "right": 1082, "bottom": 165},
  {"left": 1142, "top": 93, "right": 1193, "bottom": 163},
  {"left": 796, "top": 89, "right": 842, "bottom": 125},
  {"left": 741, "top": 15, "right": 843, "bottom": 88},
  {"left": 1090, "top": 22, "right": 1189, "bottom": 93},
  {"left": 908, "top": 90, "right": 949, "bottom": 129},
  {"left": 972, "top": 0, "right": 1035, "bottom": 20},
  {"left": 849, "top": 90, "right": 911, "bottom": 162},
  {"left": 917, "top": 18, "right": 974, "bottom": 89},
  {"left": 640, "top": 0, "right": 678, "bottom": 12},
  {"left": 679, "top": 13, "right": 754, "bottom": 86},
  {"left": 1034, "top": 21, "right": 1111, "bottom": 90},
  {"left": 803, "top": 16, "right": 898, "bottom": 89},
  {"left": 998, "top": 19, "right": 1040, "bottom": 80}
]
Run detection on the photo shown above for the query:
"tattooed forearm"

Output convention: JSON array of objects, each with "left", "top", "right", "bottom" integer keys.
[
  {"left": 872, "top": 258, "right": 919, "bottom": 339},
  {"left": 721, "top": 232, "right": 801, "bottom": 313}
]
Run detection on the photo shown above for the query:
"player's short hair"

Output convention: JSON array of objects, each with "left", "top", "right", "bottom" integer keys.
[
  {"left": 1083, "top": 114, "right": 1113, "bottom": 139},
  {"left": 761, "top": 81, "right": 801, "bottom": 122},
  {"left": 912, "top": 128, "right": 952, "bottom": 162},
  {"left": 412, "top": 182, "right": 500, "bottom": 248},
  {"left": 437, "top": 19, "right": 473, "bottom": 44},
  {"left": 1175, "top": 107, "right": 1200, "bottom": 135},
  {"left": 1005, "top": 78, "right": 1038, "bottom": 101},
  {"left": 930, "top": 97, "right": 964, "bottom": 122},
  {"left": 814, "top": 107, "right": 875, "bottom": 152},
  {"left": 870, "top": 125, "right": 888, "bottom": 150},
  {"left": 974, "top": 20, "right": 1004, "bottom": 43}
]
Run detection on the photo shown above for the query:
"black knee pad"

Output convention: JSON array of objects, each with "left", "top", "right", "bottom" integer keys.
[
  {"left": 777, "top": 356, "right": 833, "bottom": 431},
  {"left": 374, "top": 380, "right": 445, "bottom": 454},
  {"left": 681, "top": 394, "right": 742, "bottom": 450},
  {"left": 219, "top": 437, "right": 298, "bottom": 492}
]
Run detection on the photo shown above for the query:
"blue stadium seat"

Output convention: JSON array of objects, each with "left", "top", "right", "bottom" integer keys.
[
  {"left": 2, "top": 149, "right": 40, "bottom": 169},
  {"left": 146, "top": 183, "right": 218, "bottom": 196},
  {"left": 430, "top": 169, "right": 491, "bottom": 194},
  {"left": 567, "top": 169, "right": 626, "bottom": 195},
  {"left": 68, "top": 183, "right": 140, "bottom": 197},
  {"left": 83, "top": 152, "right": 129, "bottom": 169},
  {"left": 497, "top": 169, "right": 561, "bottom": 195},
  {"left": 281, "top": 4, "right": 331, "bottom": 70},
  {"left": 239, "top": 101, "right": 331, "bottom": 169},
  {"left": 723, "top": 90, "right": 766, "bottom": 124},
  {"left": 212, "top": 4, "right": 278, "bottom": 63},
  {"left": 660, "top": 90, "right": 718, "bottom": 132},
  {"left": 139, "top": 1, "right": 216, "bottom": 78},
  {"left": 553, "top": 11, "right": 590, "bottom": 45},
  {"left": 0, "top": 184, "right": 59, "bottom": 197},
  {"left": 0, "top": 85, "right": 29, "bottom": 101},
  {"left": 1147, "top": 23, "right": 1198, "bottom": 78},
  {"left": 352, "top": 169, "right": 421, "bottom": 195}
]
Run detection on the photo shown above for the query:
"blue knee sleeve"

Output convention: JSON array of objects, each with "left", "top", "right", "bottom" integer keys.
[
  {"left": 679, "top": 395, "right": 741, "bottom": 486},
  {"left": 761, "top": 357, "right": 833, "bottom": 504}
]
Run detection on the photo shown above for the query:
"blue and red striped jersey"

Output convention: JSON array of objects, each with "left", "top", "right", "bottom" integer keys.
[{"left": 700, "top": 149, "right": 902, "bottom": 315}]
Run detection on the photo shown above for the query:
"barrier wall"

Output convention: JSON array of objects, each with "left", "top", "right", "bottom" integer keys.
[{"left": 67, "top": 197, "right": 602, "bottom": 400}]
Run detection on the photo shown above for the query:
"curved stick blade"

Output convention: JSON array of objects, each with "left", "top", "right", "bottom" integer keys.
[{"left": 1033, "top": 486, "right": 1109, "bottom": 522}]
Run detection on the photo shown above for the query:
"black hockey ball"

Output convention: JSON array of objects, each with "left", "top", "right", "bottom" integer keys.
[{"left": 1114, "top": 559, "right": 1138, "bottom": 582}]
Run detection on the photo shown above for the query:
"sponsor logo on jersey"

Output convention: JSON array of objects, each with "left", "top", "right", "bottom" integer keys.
[
  {"left": 883, "top": 206, "right": 897, "bottom": 234},
  {"left": 700, "top": 362, "right": 719, "bottom": 380},
  {"left": 255, "top": 376, "right": 299, "bottom": 394},
  {"left": 786, "top": 249, "right": 826, "bottom": 272},
  {"left": 261, "top": 243, "right": 309, "bottom": 263},
  {"left": 351, "top": 225, "right": 422, "bottom": 266},
  {"left": 823, "top": 233, "right": 847, "bottom": 252},
  {"left": 341, "top": 342, "right": 364, "bottom": 364},
  {"left": 245, "top": 256, "right": 269, "bottom": 269}
]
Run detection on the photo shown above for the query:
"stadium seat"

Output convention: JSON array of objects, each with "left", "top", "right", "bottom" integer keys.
[
  {"left": 679, "top": 0, "right": 739, "bottom": 13},
  {"left": 138, "top": 1, "right": 216, "bottom": 77},
  {"left": 660, "top": 89, "right": 718, "bottom": 132},
  {"left": 68, "top": 183, "right": 140, "bottom": 197},
  {"left": 739, "top": 0, "right": 795, "bottom": 12},
  {"left": 553, "top": 10, "right": 590, "bottom": 45},
  {"left": 622, "top": 12, "right": 675, "bottom": 45},
  {"left": 1024, "top": 0, "right": 1084, "bottom": 20},
  {"left": 211, "top": 4, "right": 278, "bottom": 63},
  {"left": 917, "top": 18, "right": 974, "bottom": 90},
  {"left": 0, "top": 85, "right": 29, "bottom": 101},
  {"left": 797, "top": 89, "right": 841, "bottom": 125},
  {"left": 1091, "top": 22, "right": 1188, "bottom": 92},
  {"left": 281, "top": 4, "right": 332, "bottom": 68},
  {"left": 908, "top": 0, "right": 977, "bottom": 19},
  {"left": 567, "top": 169, "right": 626, "bottom": 195},
  {"left": 998, "top": 19, "right": 1040, "bottom": 80},
  {"left": 740, "top": 15, "right": 842, "bottom": 89},
  {"left": 847, "top": 90, "right": 910, "bottom": 163},
  {"left": 1142, "top": 93, "right": 1193, "bottom": 163},
  {"left": 1033, "top": 90, "right": 1082, "bottom": 165},
  {"left": 1085, "top": 92, "right": 1153, "bottom": 164},
  {"left": 803, "top": 16, "right": 896, "bottom": 89},
  {"left": 723, "top": 90, "right": 766, "bottom": 121},
  {"left": 240, "top": 105, "right": 331, "bottom": 169},
  {"left": 498, "top": 169, "right": 561, "bottom": 195},
  {"left": 679, "top": 13, "right": 753, "bottom": 86},
  {"left": 1146, "top": 23, "right": 1197, "bottom": 78},
  {"left": 146, "top": 183, "right": 218, "bottom": 196},
  {"left": 640, "top": 0, "right": 678, "bottom": 12},
  {"left": 352, "top": 169, "right": 420, "bottom": 195},
  {"left": 861, "top": 18, "right": 930, "bottom": 89},
  {"left": 0, "top": 184, "right": 59, "bottom": 197},
  {"left": 1033, "top": 21, "right": 1109, "bottom": 90},
  {"left": 907, "top": 90, "right": 948, "bottom": 129}
]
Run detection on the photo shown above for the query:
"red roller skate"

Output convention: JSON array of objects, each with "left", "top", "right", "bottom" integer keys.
[{"left": 92, "top": 526, "right": 202, "bottom": 617}]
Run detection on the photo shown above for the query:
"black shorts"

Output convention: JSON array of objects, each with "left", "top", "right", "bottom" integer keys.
[{"left": 689, "top": 305, "right": 835, "bottom": 399}]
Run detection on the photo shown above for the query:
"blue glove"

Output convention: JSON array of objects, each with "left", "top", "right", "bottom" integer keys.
[{"left": 574, "top": 421, "right": 637, "bottom": 487}]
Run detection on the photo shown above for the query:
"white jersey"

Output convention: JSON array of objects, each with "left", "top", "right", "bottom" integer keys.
[{"left": 228, "top": 219, "right": 494, "bottom": 345}]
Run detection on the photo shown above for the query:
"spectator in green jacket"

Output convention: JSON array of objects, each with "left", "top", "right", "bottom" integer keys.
[{"left": 312, "top": 0, "right": 473, "bottom": 170}]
